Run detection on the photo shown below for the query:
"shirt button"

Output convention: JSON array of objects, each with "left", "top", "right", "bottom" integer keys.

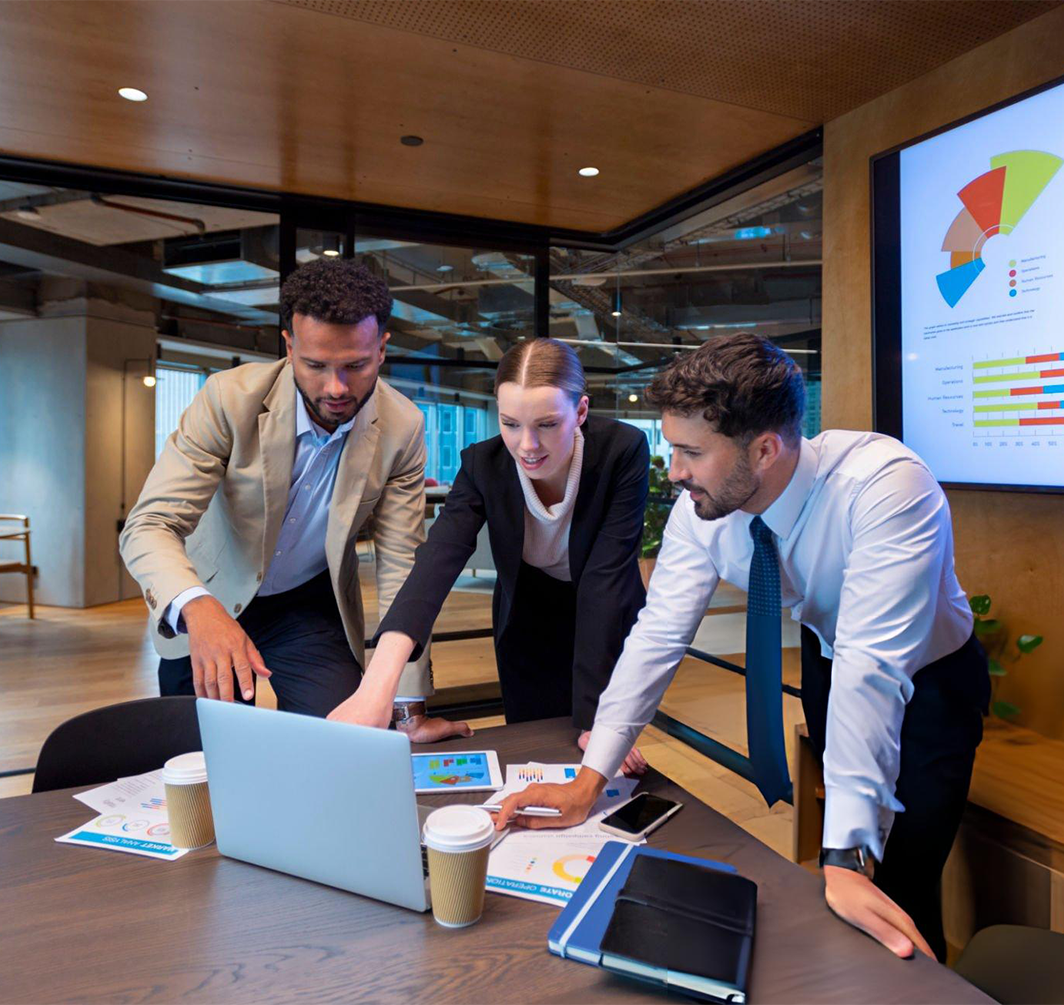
[
  {"left": 234, "top": 603, "right": 243, "bottom": 614},
  {"left": 289, "top": 517, "right": 296, "bottom": 524},
  {"left": 275, "top": 550, "right": 282, "bottom": 556},
  {"left": 304, "top": 484, "right": 311, "bottom": 491}
]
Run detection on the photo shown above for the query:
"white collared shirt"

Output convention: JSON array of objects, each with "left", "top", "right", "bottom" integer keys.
[
  {"left": 515, "top": 426, "right": 584, "bottom": 582},
  {"left": 581, "top": 430, "right": 973, "bottom": 860},
  {"left": 164, "top": 396, "right": 356, "bottom": 629}
]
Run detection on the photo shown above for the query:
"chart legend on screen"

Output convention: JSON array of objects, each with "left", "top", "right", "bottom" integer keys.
[{"left": 971, "top": 349, "right": 1064, "bottom": 434}]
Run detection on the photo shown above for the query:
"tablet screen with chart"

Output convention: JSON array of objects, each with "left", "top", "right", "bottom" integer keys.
[
  {"left": 872, "top": 74, "right": 1064, "bottom": 490},
  {"left": 411, "top": 750, "right": 502, "bottom": 793}
]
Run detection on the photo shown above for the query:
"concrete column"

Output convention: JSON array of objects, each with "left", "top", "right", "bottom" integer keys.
[{"left": 0, "top": 281, "right": 157, "bottom": 607}]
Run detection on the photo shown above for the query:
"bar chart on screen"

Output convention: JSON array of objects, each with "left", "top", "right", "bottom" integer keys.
[{"left": 971, "top": 348, "right": 1064, "bottom": 442}]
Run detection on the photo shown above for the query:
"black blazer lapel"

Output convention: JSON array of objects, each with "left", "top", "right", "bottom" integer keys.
[{"left": 492, "top": 451, "right": 526, "bottom": 587}]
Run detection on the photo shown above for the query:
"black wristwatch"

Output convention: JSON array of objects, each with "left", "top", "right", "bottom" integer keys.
[{"left": 819, "top": 845, "right": 876, "bottom": 878}]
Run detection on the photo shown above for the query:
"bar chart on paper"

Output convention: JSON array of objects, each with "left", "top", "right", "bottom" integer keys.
[{"left": 971, "top": 349, "right": 1064, "bottom": 435}]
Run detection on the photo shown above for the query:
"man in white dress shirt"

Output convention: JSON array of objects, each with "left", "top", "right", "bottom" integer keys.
[{"left": 496, "top": 333, "right": 989, "bottom": 962}]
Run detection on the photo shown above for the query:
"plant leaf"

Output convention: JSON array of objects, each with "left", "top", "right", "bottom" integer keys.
[
  {"left": 969, "top": 595, "right": 992, "bottom": 616},
  {"left": 973, "top": 618, "right": 1002, "bottom": 636},
  {"left": 1016, "top": 634, "right": 1044, "bottom": 654},
  {"left": 988, "top": 659, "right": 1007, "bottom": 677},
  {"left": 992, "top": 700, "right": 1021, "bottom": 719}
]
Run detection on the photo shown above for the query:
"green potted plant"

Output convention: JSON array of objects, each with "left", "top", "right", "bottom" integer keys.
[
  {"left": 968, "top": 593, "right": 1043, "bottom": 721},
  {"left": 639, "top": 455, "right": 675, "bottom": 586}
]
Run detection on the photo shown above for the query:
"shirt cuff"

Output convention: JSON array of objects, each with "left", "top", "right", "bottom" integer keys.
[
  {"left": 581, "top": 725, "right": 631, "bottom": 781},
  {"left": 164, "top": 587, "right": 212, "bottom": 635},
  {"left": 822, "top": 786, "right": 889, "bottom": 863}
]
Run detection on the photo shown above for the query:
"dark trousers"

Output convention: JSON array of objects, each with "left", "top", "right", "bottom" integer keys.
[
  {"left": 493, "top": 562, "right": 578, "bottom": 725},
  {"left": 158, "top": 570, "right": 362, "bottom": 717},
  {"left": 801, "top": 626, "right": 989, "bottom": 962}
]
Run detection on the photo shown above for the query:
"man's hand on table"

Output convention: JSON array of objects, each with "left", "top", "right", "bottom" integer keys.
[
  {"left": 492, "top": 767, "right": 608, "bottom": 831},
  {"left": 823, "top": 865, "right": 934, "bottom": 959},
  {"left": 397, "top": 714, "right": 473, "bottom": 743},
  {"left": 184, "top": 595, "right": 271, "bottom": 701},
  {"left": 577, "top": 730, "right": 648, "bottom": 778}
]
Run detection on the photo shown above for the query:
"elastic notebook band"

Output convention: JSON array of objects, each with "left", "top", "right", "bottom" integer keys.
[{"left": 557, "top": 842, "right": 637, "bottom": 957}]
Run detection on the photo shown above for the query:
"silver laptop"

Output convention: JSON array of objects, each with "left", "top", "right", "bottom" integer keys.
[{"left": 197, "top": 699, "right": 431, "bottom": 912}]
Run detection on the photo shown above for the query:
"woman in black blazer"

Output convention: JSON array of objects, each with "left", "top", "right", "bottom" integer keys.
[{"left": 329, "top": 338, "right": 649, "bottom": 770}]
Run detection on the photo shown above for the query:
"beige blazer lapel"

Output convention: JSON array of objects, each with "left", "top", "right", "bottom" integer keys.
[
  {"left": 326, "top": 388, "right": 381, "bottom": 576},
  {"left": 258, "top": 366, "right": 297, "bottom": 575}
]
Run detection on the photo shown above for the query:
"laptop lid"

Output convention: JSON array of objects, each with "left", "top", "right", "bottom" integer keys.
[{"left": 196, "top": 699, "right": 429, "bottom": 912}]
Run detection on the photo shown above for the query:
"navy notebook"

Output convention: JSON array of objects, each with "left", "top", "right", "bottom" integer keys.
[{"left": 547, "top": 841, "right": 737, "bottom": 966}]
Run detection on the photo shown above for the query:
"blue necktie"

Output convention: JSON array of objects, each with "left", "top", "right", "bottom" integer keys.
[{"left": 745, "top": 516, "right": 793, "bottom": 805}]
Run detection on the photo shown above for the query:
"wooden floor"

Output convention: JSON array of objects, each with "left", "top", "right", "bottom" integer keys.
[{"left": 0, "top": 563, "right": 802, "bottom": 859}]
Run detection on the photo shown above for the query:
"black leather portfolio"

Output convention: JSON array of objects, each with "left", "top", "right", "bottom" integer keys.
[{"left": 598, "top": 854, "right": 757, "bottom": 1003}]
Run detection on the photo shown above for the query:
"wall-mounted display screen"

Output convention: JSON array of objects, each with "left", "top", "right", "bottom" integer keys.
[{"left": 872, "top": 75, "right": 1064, "bottom": 491}]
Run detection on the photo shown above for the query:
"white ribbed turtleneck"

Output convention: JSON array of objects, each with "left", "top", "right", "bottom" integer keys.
[{"left": 514, "top": 426, "right": 584, "bottom": 582}]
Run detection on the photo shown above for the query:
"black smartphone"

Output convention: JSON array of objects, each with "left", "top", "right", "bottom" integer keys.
[{"left": 599, "top": 792, "right": 683, "bottom": 840}]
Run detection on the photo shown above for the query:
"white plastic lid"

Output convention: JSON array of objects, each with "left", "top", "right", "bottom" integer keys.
[
  {"left": 161, "top": 751, "right": 208, "bottom": 786},
  {"left": 422, "top": 805, "right": 495, "bottom": 853}
]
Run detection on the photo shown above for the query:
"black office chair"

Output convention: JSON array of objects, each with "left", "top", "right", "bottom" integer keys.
[
  {"left": 33, "top": 696, "right": 202, "bottom": 793},
  {"left": 954, "top": 924, "right": 1064, "bottom": 1004}
]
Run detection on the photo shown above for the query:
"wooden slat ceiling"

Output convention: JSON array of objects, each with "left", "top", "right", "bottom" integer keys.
[{"left": 0, "top": 0, "right": 1056, "bottom": 232}]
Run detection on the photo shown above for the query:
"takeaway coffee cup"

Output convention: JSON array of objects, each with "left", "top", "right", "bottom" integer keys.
[
  {"left": 422, "top": 805, "right": 495, "bottom": 928},
  {"left": 162, "top": 751, "right": 215, "bottom": 850}
]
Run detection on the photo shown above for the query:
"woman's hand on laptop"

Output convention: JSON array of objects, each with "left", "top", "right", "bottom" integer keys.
[
  {"left": 492, "top": 767, "right": 608, "bottom": 831},
  {"left": 578, "top": 730, "right": 648, "bottom": 778},
  {"left": 327, "top": 678, "right": 394, "bottom": 729}
]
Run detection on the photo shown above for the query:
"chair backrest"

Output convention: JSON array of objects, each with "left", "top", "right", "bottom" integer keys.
[
  {"left": 33, "top": 696, "right": 202, "bottom": 793},
  {"left": 954, "top": 924, "right": 1064, "bottom": 1005}
]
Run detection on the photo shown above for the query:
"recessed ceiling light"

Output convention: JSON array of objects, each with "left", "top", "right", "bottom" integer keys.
[
  {"left": 611, "top": 310, "right": 622, "bottom": 317},
  {"left": 628, "top": 393, "right": 639, "bottom": 403},
  {"left": 401, "top": 135, "right": 424, "bottom": 147},
  {"left": 142, "top": 375, "right": 157, "bottom": 388},
  {"left": 578, "top": 166, "right": 599, "bottom": 177},
  {"left": 322, "top": 249, "right": 340, "bottom": 258},
  {"left": 436, "top": 264, "right": 454, "bottom": 273},
  {"left": 118, "top": 87, "right": 148, "bottom": 102}
]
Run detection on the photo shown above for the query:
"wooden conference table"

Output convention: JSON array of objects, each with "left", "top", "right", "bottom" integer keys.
[{"left": 0, "top": 718, "right": 988, "bottom": 1004}]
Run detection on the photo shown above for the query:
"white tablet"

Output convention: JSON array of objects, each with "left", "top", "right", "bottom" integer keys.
[{"left": 411, "top": 750, "right": 503, "bottom": 794}]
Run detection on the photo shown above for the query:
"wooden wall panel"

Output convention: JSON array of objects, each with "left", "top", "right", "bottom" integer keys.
[{"left": 821, "top": 4, "right": 1064, "bottom": 738}]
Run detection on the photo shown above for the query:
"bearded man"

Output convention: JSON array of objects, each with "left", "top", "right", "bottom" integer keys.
[
  {"left": 494, "top": 333, "right": 989, "bottom": 964},
  {"left": 121, "top": 259, "right": 434, "bottom": 723}
]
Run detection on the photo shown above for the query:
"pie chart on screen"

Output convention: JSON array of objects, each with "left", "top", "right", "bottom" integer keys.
[{"left": 936, "top": 150, "right": 1062, "bottom": 308}]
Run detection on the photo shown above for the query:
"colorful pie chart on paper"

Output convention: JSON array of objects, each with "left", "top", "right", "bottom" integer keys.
[
  {"left": 552, "top": 853, "right": 597, "bottom": 884},
  {"left": 936, "top": 150, "right": 1062, "bottom": 307}
]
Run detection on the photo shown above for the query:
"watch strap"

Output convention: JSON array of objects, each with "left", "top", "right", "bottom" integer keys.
[
  {"left": 392, "top": 700, "right": 427, "bottom": 724},
  {"left": 819, "top": 846, "right": 875, "bottom": 876}
]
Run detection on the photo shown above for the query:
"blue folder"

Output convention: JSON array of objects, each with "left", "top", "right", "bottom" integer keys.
[{"left": 547, "top": 841, "right": 737, "bottom": 965}]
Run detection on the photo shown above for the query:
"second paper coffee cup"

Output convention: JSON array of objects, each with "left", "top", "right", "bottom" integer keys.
[
  {"left": 423, "top": 805, "right": 495, "bottom": 928},
  {"left": 162, "top": 751, "right": 215, "bottom": 849}
]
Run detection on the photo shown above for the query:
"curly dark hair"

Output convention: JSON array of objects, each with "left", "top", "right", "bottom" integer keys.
[
  {"left": 279, "top": 259, "right": 393, "bottom": 334},
  {"left": 645, "top": 333, "right": 805, "bottom": 445}
]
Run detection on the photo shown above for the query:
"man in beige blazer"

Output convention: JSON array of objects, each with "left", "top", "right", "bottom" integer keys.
[{"left": 120, "top": 259, "right": 437, "bottom": 726}]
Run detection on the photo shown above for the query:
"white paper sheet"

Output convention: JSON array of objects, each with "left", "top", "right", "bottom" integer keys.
[
  {"left": 485, "top": 831, "right": 619, "bottom": 906},
  {"left": 73, "top": 770, "right": 166, "bottom": 815},
  {"left": 58, "top": 770, "right": 188, "bottom": 860},
  {"left": 482, "top": 762, "right": 642, "bottom": 904}
]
